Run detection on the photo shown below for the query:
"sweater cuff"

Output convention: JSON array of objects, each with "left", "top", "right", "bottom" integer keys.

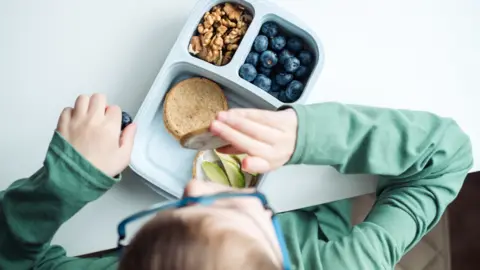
[
  {"left": 278, "top": 105, "right": 308, "bottom": 165},
  {"left": 47, "top": 131, "right": 120, "bottom": 190}
]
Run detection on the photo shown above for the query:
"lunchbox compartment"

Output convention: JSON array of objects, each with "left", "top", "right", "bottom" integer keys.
[
  {"left": 130, "top": 62, "right": 272, "bottom": 198},
  {"left": 187, "top": 1, "right": 256, "bottom": 67},
  {"left": 236, "top": 14, "right": 322, "bottom": 103}
]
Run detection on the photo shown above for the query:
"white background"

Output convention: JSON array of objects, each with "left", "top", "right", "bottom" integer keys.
[{"left": 1, "top": 0, "right": 479, "bottom": 256}]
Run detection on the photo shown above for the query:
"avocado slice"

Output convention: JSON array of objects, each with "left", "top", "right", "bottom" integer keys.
[
  {"left": 214, "top": 150, "right": 238, "bottom": 164},
  {"left": 214, "top": 151, "right": 245, "bottom": 188},
  {"left": 201, "top": 161, "right": 230, "bottom": 186},
  {"left": 222, "top": 160, "right": 245, "bottom": 188}
]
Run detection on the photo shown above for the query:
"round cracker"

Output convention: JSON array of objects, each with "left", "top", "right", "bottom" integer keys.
[{"left": 163, "top": 77, "right": 228, "bottom": 140}]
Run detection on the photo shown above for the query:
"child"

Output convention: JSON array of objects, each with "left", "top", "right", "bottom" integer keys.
[{"left": 0, "top": 94, "right": 472, "bottom": 270}]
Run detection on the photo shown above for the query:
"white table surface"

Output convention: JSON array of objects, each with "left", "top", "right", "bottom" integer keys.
[{"left": 1, "top": 0, "right": 479, "bottom": 256}]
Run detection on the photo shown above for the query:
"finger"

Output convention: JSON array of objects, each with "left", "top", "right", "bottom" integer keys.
[
  {"left": 216, "top": 145, "right": 244, "bottom": 155},
  {"left": 105, "top": 105, "right": 122, "bottom": 128},
  {"left": 226, "top": 109, "right": 283, "bottom": 130},
  {"left": 217, "top": 111, "right": 280, "bottom": 145},
  {"left": 56, "top": 107, "right": 73, "bottom": 131},
  {"left": 88, "top": 93, "right": 107, "bottom": 117},
  {"left": 242, "top": 156, "right": 270, "bottom": 174},
  {"left": 73, "top": 95, "right": 89, "bottom": 117},
  {"left": 119, "top": 123, "right": 137, "bottom": 154},
  {"left": 210, "top": 120, "right": 270, "bottom": 156}
]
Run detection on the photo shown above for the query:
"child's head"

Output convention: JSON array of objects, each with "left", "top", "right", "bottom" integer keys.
[{"left": 118, "top": 179, "right": 284, "bottom": 270}]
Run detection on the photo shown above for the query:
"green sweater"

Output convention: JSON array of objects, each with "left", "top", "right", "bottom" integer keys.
[{"left": 0, "top": 103, "right": 472, "bottom": 270}]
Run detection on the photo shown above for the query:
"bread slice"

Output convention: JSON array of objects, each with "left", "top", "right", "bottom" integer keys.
[{"left": 163, "top": 77, "right": 228, "bottom": 140}]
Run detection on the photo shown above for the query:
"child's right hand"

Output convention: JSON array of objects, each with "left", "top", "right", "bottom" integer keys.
[
  {"left": 56, "top": 94, "right": 137, "bottom": 177},
  {"left": 210, "top": 108, "right": 298, "bottom": 174}
]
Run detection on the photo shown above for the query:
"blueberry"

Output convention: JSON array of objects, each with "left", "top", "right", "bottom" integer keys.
[
  {"left": 275, "top": 72, "right": 294, "bottom": 86},
  {"left": 273, "top": 63, "right": 285, "bottom": 74},
  {"left": 295, "top": 66, "right": 309, "bottom": 79},
  {"left": 259, "top": 50, "right": 278, "bottom": 68},
  {"left": 239, "top": 64, "right": 257, "bottom": 82},
  {"left": 245, "top": 52, "right": 259, "bottom": 66},
  {"left": 258, "top": 66, "right": 272, "bottom": 76},
  {"left": 270, "top": 81, "right": 282, "bottom": 92},
  {"left": 253, "top": 35, "right": 269, "bottom": 53},
  {"left": 253, "top": 74, "right": 272, "bottom": 91},
  {"left": 278, "top": 91, "right": 291, "bottom": 103},
  {"left": 297, "top": 50, "right": 313, "bottom": 66},
  {"left": 279, "top": 49, "right": 294, "bottom": 65},
  {"left": 261, "top": 22, "right": 279, "bottom": 38},
  {"left": 284, "top": 57, "right": 301, "bottom": 73},
  {"left": 286, "top": 37, "right": 303, "bottom": 53},
  {"left": 286, "top": 80, "right": 304, "bottom": 101},
  {"left": 121, "top": 111, "right": 133, "bottom": 130},
  {"left": 270, "top": 36, "right": 286, "bottom": 52}
]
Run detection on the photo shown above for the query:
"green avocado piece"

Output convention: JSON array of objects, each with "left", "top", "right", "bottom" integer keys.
[
  {"left": 214, "top": 150, "right": 246, "bottom": 188},
  {"left": 214, "top": 150, "right": 239, "bottom": 165},
  {"left": 201, "top": 161, "right": 230, "bottom": 186},
  {"left": 222, "top": 160, "right": 245, "bottom": 188}
]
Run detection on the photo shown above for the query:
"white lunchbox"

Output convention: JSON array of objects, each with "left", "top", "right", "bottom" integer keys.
[{"left": 130, "top": 0, "right": 324, "bottom": 199}]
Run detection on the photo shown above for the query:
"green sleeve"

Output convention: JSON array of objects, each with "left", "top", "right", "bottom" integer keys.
[
  {"left": 288, "top": 102, "right": 472, "bottom": 269},
  {"left": 0, "top": 132, "right": 119, "bottom": 269}
]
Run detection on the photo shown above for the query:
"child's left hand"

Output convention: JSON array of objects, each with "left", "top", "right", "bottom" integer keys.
[{"left": 56, "top": 94, "right": 137, "bottom": 177}]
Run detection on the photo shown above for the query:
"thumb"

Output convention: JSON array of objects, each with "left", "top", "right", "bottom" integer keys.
[{"left": 120, "top": 123, "right": 137, "bottom": 155}]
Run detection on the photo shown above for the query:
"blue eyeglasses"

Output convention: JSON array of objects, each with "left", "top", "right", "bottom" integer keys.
[{"left": 117, "top": 191, "right": 291, "bottom": 270}]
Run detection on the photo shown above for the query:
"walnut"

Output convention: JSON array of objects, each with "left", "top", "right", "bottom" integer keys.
[
  {"left": 223, "top": 3, "right": 242, "bottom": 21},
  {"left": 200, "top": 48, "right": 220, "bottom": 63},
  {"left": 201, "top": 29, "right": 214, "bottom": 47},
  {"left": 198, "top": 24, "right": 211, "bottom": 35},
  {"left": 197, "top": 47, "right": 209, "bottom": 61},
  {"left": 224, "top": 28, "right": 241, "bottom": 44},
  {"left": 238, "top": 24, "right": 248, "bottom": 36},
  {"left": 214, "top": 50, "right": 223, "bottom": 66},
  {"left": 222, "top": 51, "right": 233, "bottom": 65},
  {"left": 211, "top": 34, "right": 224, "bottom": 51},
  {"left": 237, "top": 20, "right": 244, "bottom": 29},
  {"left": 211, "top": 7, "right": 224, "bottom": 21},
  {"left": 203, "top": 12, "right": 215, "bottom": 28},
  {"left": 221, "top": 18, "right": 236, "bottom": 28},
  {"left": 188, "top": 36, "right": 202, "bottom": 55},
  {"left": 211, "top": 5, "right": 225, "bottom": 15},
  {"left": 226, "top": 44, "right": 238, "bottom": 51},
  {"left": 217, "top": 25, "right": 228, "bottom": 35}
]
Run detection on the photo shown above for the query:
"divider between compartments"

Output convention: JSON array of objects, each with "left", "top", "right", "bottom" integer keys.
[{"left": 226, "top": 1, "right": 266, "bottom": 70}]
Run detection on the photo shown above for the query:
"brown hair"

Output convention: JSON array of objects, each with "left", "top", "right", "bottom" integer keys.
[{"left": 119, "top": 212, "right": 281, "bottom": 270}]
